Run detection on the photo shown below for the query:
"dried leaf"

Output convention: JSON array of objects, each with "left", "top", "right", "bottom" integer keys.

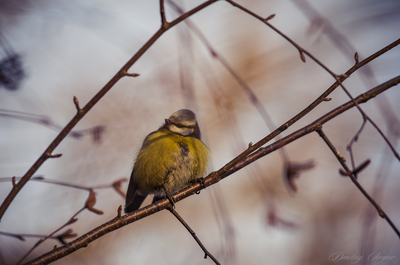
[
  {"left": 56, "top": 229, "right": 77, "bottom": 245},
  {"left": 265, "top": 201, "right": 296, "bottom": 229},
  {"left": 353, "top": 159, "right": 371, "bottom": 175},
  {"left": 283, "top": 160, "right": 315, "bottom": 193},
  {"left": 85, "top": 190, "right": 104, "bottom": 215},
  {"left": 91, "top": 126, "right": 106, "bottom": 144},
  {"left": 112, "top": 178, "right": 128, "bottom": 198}
]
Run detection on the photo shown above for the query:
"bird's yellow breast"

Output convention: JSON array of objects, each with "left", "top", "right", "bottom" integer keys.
[{"left": 132, "top": 129, "right": 209, "bottom": 195}]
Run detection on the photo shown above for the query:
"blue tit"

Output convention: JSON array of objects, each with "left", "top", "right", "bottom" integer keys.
[{"left": 124, "top": 109, "right": 210, "bottom": 213}]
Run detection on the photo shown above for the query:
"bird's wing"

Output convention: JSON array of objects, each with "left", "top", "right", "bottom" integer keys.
[
  {"left": 124, "top": 193, "right": 147, "bottom": 213},
  {"left": 124, "top": 171, "right": 147, "bottom": 213},
  {"left": 125, "top": 170, "right": 138, "bottom": 206}
]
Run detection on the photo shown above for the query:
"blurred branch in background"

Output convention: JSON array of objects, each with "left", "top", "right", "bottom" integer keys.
[
  {"left": 224, "top": 0, "right": 399, "bottom": 163},
  {"left": 292, "top": 0, "right": 400, "bottom": 261},
  {"left": 0, "top": 176, "right": 126, "bottom": 196},
  {"left": 0, "top": 0, "right": 219, "bottom": 223},
  {"left": 0, "top": 109, "right": 105, "bottom": 144},
  {"left": 26, "top": 72, "right": 400, "bottom": 265},
  {"left": 0, "top": 175, "right": 126, "bottom": 264},
  {"left": 0, "top": 0, "right": 399, "bottom": 264},
  {"left": 168, "top": 0, "right": 316, "bottom": 194}
]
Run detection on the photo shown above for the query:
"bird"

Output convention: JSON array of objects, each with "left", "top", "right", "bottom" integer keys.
[{"left": 124, "top": 109, "right": 210, "bottom": 213}]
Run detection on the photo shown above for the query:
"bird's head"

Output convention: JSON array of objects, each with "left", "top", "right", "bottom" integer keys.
[{"left": 163, "top": 109, "right": 201, "bottom": 139}]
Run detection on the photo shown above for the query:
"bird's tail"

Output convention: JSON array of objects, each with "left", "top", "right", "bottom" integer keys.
[{"left": 124, "top": 194, "right": 147, "bottom": 213}]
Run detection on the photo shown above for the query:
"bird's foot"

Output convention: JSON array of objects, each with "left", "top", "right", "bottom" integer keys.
[{"left": 162, "top": 185, "right": 176, "bottom": 209}]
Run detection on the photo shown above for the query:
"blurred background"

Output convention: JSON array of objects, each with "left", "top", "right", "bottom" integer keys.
[{"left": 0, "top": 0, "right": 399, "bottom": 264}]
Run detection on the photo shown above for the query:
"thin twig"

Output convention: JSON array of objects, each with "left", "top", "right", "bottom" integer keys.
[
  {"left": 168, "top": 208, "right": 221, "bottom": 265},
  {"left": 292, "top": 0, "right": 400, "bottom": 131},
  {"left": 225, "top": 75, "right": 400, "bottom": 237},
  {"left": 6, "top": 1, "right": 399, "bottom": 263},
  {"left": 224, "top": 0, "right": 400, "bottom": 160},
  {"left": 316, "top": 129, "right": 400, "bottom": 239},
  {"left": 159, "top": 0, "right": 167, "bottom": 26},
  {"left": 360, "top": 133, "right": 398, "bottom": 259},
  {"left": 209, "top": 185, "right": 237, "bottom": 264},
  {"left": 225, "top": 74, "right": 400, "bottom": 178},
  {"left": 0, "top": 231, "right": 59, "bottom": 241},
  {"left": 168, "top": 0, "right": 290, "bottom": 164},
  {"left": 0, "top": 0, "right": 218, "bottom": 222},
  {"left": 24, "top": 73, "right": 400, "bottom": 265},
  {"left": 0, "top": 109, "right": 105, "bottom": 143},
  {"left": 0, "top": 176, "right": 127, "bottom": 196},
  {"left": 214, "top": 36, "right": 400, "bottom": 181},
  {"left": 17, "top": 208, "right": 83, "bottom": 265},
  {"left": 346, "top": 118, "right": 368, "bottom": 176}
]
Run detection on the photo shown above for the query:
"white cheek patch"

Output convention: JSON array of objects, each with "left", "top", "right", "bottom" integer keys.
[
  {"left": 169, "top": 124, "right": 194, "bottom": 136},
  {"left": 178, "top": 120, "right": 196, "bottom": 127}
]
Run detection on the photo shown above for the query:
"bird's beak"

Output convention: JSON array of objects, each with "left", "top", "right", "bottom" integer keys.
[{"left": 165, "top": 119, "right": 171, "bottom": 125}]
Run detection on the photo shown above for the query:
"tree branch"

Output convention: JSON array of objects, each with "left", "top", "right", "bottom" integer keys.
[
  {"left": 225, "top": 74, "right": 400, "bottom": 177},
  {"left": 24, "top": 73, "right": 400, "bottom": 265},
  {"left": 169, "top": 208, "right": 221, "bottom": 265},
  {"left": 213, "top": 36, "right": 400, "bottom": 181},
  {"left": 0, "top": 0, "right": 218, "bottom": 222}
]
